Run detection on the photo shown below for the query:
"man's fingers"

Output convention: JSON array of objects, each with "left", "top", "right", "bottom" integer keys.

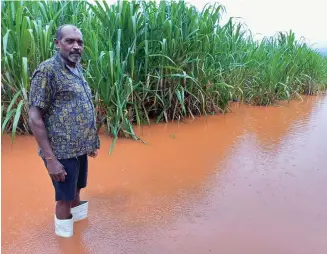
[
  {"left": 93, "top": 152, "right": 98, "bottom": 157},
  {"left": 88, "top": 150, "right": 98, "bottom": 157},
  {"left": 59, "top": 169, "right": 66, "bottom": 181},
  {"left": 50, "top": 172, "right": 65, "bottom": 182},
  {"left": 51, "top": 174, "right": 58, "bottom": 182},
  {"left": 54, "top": 174, "right": 64, "bottom": 182},
  {"left": 52, "top": 174, "right": 59, "bottom": 182}
]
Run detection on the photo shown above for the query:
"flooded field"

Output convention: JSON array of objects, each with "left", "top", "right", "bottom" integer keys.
[{"left": 2, "top": 95, "right": 327, "bottom": 254}]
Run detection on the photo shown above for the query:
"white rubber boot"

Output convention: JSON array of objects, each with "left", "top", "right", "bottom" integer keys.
[
  {"left": 54, "top": 214, "right": 74, "bottom": 237},
  {"left": 71, "top": 201, "right": 88, "bottom": 222}
]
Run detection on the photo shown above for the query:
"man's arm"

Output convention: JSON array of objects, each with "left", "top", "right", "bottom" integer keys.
[
  {"left": 28, "top": 106, "right": 55, "bottom": 159},
  {"left": 28, "top": 67, "right": 66, "bottom": 181}
]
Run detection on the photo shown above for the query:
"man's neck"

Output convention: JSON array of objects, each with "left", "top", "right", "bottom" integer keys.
[{"left": 66, "top": 63, "right": 80, "bottom": 77}]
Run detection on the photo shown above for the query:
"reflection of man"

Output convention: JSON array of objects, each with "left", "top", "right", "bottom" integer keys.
[{"left": 28, "top": 24, "right": 100, "bottom": 237}]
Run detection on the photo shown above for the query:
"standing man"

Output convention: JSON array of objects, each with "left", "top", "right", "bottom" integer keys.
[{"left": 28, "top": 24, "right": 100, "bottom": 237}]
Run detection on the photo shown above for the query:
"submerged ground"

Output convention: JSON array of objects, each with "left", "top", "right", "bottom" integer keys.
[{"left": 2, "top": 95, "right": 327, "bottom": 254}]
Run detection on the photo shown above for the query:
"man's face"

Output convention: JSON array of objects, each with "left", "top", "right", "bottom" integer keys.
[{"left": 55, "top": 26, "right": 84, "bottom": 65}]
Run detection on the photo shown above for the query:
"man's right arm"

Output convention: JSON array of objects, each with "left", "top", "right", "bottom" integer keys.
[
  {"left": 28, "top": 106, "right": 55, "bottom": 159},
  {"left": 28, "top": 67, "right": 55, "bottom": 158},
  {"left": 28, "top": 68, "right": 66, "bottom": 181}
]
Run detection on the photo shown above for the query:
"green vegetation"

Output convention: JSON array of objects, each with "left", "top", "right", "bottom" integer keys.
[{"left": 2, "top": 0, "right": 327, "bottom": 149}]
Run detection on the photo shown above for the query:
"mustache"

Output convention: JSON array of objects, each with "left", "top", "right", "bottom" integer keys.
[{"left": 70, "top": 51, "right": 81, "bottom": 55}]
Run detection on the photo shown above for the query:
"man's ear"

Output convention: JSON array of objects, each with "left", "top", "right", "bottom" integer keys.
[{"left": 54, "top": 39, "right": 60, "bottom": 49}]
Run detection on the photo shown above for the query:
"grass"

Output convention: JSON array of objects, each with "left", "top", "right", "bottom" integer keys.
[{"left": 1, "top": 0, "right": 327, "bottom": 151}]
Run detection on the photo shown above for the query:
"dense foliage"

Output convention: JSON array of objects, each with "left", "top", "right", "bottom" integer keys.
[{"left": 2, "top": 0, "right": 326, "bottom": 150}]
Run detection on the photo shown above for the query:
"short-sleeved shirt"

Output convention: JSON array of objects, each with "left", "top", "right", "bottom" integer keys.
[{"left": 29, "top": 52, "right": 100, "bottom": 160}]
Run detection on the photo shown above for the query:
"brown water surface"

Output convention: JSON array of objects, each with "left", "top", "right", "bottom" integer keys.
[{"left": 2, "top": 95, "right": 327, "bottom": 254}]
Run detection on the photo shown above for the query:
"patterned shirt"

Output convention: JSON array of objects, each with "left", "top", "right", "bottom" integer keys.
[{"left": 29, "top": 52, "right": 100, "bottom": 159}]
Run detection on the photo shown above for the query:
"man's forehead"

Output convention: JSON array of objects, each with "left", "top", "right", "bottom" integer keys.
[{"left": 61, "top": 26, "right": 83, "bottom": 38}]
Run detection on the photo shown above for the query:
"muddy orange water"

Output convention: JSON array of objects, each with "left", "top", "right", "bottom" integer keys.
[{"left": 2, "top": 95, "right": 327, "bottom": 254}]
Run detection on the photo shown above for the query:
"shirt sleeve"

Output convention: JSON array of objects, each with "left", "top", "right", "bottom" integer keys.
[{"left": 29, "top": 67, "right": 54, "bottom": 110}]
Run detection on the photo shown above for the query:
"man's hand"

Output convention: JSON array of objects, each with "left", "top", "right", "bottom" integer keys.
[
  {"left": 88, "top": 150, "right": 98, "bottom": 158},
  {"left": 46, "top": 159, "right": 67, "bottom": 182}
]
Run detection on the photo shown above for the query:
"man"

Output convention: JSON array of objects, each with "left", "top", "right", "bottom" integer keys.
[{"left": 28, "top": 24, "right": 100, "bottom": 238}]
